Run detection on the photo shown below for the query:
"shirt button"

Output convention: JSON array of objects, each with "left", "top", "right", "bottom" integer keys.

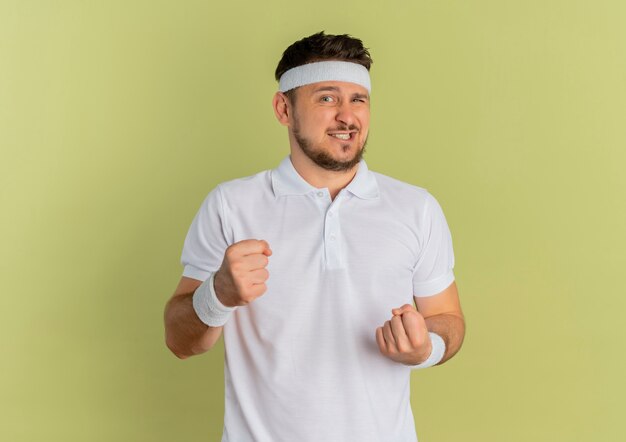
[
  {"left": 330, "top": 235, "right": 336, "bottom": 241},
  {"left": 317, "top": 191, "right": 324, "bottom": 197},
  {"left": 328, "top": 211, "right": 334, "bottom": 217}
]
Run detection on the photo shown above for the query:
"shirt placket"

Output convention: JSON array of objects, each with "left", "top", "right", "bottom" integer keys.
[{"left": 313, "top": 189, "right": 346, "bottom": 270}]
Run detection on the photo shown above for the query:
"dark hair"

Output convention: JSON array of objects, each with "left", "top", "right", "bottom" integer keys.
[{"left": 275, "top": 31, "right": 373, "bottom": 103}]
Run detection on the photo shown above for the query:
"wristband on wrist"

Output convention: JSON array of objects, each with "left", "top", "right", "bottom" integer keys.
[
  {"left": 192, "top": 272, "right": 236, "bottom": 327},
  {"left": 410, "top": 332, "right": 446, "bottom": 370}
]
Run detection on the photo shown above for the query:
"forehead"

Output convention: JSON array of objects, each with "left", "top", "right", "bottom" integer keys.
[{"left": 298, "top": 81, "right": 370, "bottom": 97}]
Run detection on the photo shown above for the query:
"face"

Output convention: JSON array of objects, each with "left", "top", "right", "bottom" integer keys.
[{"left": 288, "top": 81, "right": 370, "bottom": 172}]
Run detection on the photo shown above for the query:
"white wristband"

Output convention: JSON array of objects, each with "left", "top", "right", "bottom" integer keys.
[
  {"left": 192, "top": 272, "right": 236, "bottom": 327},
  {"left": 410, "top": 332, "right": 446, "bottom": 370}
]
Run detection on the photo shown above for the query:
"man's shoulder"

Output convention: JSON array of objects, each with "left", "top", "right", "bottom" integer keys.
[
  {"left": 215, "top": 168, "right": 272, "bottom": 195},
  {"left": 370, "top": 169, "right": 431, "bottom": 204},
  {"left": 196, "top": 168, "right": 272, "bottom": 211}
]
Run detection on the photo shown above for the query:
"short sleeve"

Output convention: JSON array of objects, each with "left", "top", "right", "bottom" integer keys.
[
  {"left": 412, "top": 192, "right": 456, "bottom": 297},
  {"left": 180, "top": 185, "right": 231, "bottom": 282}
]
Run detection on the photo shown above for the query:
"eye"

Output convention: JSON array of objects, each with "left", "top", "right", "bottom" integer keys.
[{"left": 320, "top": 96, "right": 334, "bottom": 102}]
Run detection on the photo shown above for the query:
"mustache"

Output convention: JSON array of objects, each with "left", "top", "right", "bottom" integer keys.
[{"left": 329, "top": 124, "right": 359, "bottom": 132}]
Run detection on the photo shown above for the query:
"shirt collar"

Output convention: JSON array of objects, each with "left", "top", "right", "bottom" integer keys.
[{"left": 271, "top": 155, "right": 379, "bottom": 200}]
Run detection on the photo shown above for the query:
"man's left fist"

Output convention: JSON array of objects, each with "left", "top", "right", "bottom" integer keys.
[{"left": 375, "top": 304, "right": 432, "bottom": 366}]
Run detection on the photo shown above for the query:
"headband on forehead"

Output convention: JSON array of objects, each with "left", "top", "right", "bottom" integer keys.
[{"left": 278, "top": 60, "right": 371, "bottom": 93}]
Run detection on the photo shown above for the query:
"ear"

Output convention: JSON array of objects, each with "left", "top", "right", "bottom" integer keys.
[{"left": 272, "top": 91, "right": 291, "bottom": 126}]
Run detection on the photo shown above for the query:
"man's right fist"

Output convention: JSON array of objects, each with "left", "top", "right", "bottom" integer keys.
[{"left": 213, "top": 239, "right": 272, "bottom": 307}]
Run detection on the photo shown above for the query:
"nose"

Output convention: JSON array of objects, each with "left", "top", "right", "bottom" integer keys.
[{"left": 335, "top": 101, "right": 356, "bottom": 127}]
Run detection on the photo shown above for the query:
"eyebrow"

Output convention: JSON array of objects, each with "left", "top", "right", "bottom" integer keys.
[
  {"left": 312, "top": 86, "right": 370, "bottom": 100},
  {"left": 313, "top": 86, "right": 340, "bottom": 93}
]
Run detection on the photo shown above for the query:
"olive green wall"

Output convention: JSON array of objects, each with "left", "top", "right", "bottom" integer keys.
[{"left": 1, "top": 1, "right": 624, "bottom": 441}]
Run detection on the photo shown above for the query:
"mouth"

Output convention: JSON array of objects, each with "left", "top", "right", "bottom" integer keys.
[{"left": 328, "top": 132, "right": 356, "bottom": 141}]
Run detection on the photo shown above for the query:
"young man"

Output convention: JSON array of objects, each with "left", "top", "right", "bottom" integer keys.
[{"left": 164, "top": 31, "right": 465, "bottom": 442}]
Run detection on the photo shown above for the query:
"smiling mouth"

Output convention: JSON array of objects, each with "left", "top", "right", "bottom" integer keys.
[{"left": 329, "top": 132, "right": 355, "bottom": 141}]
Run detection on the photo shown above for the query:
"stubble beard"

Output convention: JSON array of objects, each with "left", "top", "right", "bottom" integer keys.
[{"left": 292, "top": 114, "right": 368, "bottom": 172}]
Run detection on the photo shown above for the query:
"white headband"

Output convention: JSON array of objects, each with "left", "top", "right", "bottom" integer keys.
[{"left": 278, "top": 60, "right": 371, "bottom": 93}]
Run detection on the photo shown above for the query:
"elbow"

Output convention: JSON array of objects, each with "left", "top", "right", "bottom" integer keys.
[
  {"left": 165, "top": 335, "right": 193, "bottom": 360},
  {"left": 165, "top": 334, "right": 217, "bottom": 360},
  {"left": 170, "top": 344, "right": 190, "bottom": 360},
  {"left": 166, "top": 341, "right": 185, "bottom": 360}
]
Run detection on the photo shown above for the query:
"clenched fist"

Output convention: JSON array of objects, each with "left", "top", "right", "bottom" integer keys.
[
  {"left": 214, "top": 239, "right": 272, "bottom": 307},
  {"left": 375, "top": 304, "right": 432, "bottom": 366}
]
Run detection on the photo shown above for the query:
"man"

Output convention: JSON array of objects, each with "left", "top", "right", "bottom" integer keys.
[{"left": 164, "top": 31, "right": 465, "bottom": 442}]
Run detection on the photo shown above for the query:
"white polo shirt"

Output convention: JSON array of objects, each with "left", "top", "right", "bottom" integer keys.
[{"left": 181, "top": 155, "right": 455, "bottom": 442}]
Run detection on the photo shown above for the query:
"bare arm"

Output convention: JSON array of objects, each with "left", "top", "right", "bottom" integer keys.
[
  {"left": 415, "top": 281, "right": 465, "bottom": 365},
  {"left": 164, "top": 239, "right": 272, "bottom": 359},
  {"left": 163, "top": 276, "right": 224, "bottom": 359},
  {"left": 376, "top": 281, "right": 465, "bottom": 366}
]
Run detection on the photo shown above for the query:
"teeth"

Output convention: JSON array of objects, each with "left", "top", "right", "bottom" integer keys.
[{"left": 331, "top": 133, "right": 351, "bottom": 140}]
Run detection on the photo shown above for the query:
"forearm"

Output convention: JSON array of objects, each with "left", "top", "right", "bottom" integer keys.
[
  {"left": 164, "top": 293, "right": 223, "bottom": 359},
  {"left": 424, "top": 313, "right": 465, "bottom": 365}
]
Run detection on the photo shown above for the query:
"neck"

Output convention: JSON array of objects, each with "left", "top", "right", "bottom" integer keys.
[{"left": 289, "top": 147, "right": 359, "bottom": 201}]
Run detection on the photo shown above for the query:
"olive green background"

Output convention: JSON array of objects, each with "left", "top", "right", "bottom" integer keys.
[{"left": 1, "top": 1, "right": 624, "bottom": 441}]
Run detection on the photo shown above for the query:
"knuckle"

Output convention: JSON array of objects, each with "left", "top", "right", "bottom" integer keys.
[
  {"left": 414, "top": 334, "right": 428, "bottom": 347},
  {"left": 245, "top": 283, "right": 266, "bottom": 300},
  {"left": 409, "top": 309, "right": 422, "bottom": 319},
  {"left": 396, "top": 342, "right": 409, "bottom": 353},
  {"left": 230, "top": 261, "right": 243, "bottom": 273},
  {"left": 225, "top": 245, "right": 237, "bottom": 259},
  {"left": 242, "top": 283, "right": 255, "bottom": 296}
]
